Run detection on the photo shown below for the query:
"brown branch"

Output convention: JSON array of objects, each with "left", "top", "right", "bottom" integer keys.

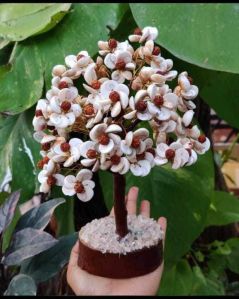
[{"left": 113, "top": 173, "right": 128, "bottom": 238}]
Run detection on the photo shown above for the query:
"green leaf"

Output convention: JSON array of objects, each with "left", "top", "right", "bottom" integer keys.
[
  {"left": 15, "top": 198, "right": 65, "bottom": 232},
  {"left": 51, "top": 187, "right": 75, "bottom": 236},
  {"left": 2, "top": 228, "right": 58, "bottom": 266},
  {"left": 158, "top": 260, "right": 194, "bottom": 295},
  {"left": 100, "top": 150, "right": 214, "bottom": 266},
  {"left": 0, "top": 190, "right": 20, "bottom": 234},
  {"left": 4, "top": 274, "right": 37, "bottom": 296},
  {"left": 226, "top": 238, "right": 239, "bottom": 274},
  {"left": 0, "top": 43, "right": 44, "bottom": 114},
  {"left": 0, "top": 3, "right": 128, "bottom": 114},
  {"left": 130, "top": 4, "right": 239, "bottom": 73},
  {"left": 206, "top": 191, "right": 239, "bottom": 226},
  {"left": 191, "top": 266, "right": 225, "bottom": 295},
  {"left": 0, "top": 4, "right": 71, "bottom": 42},
  {"left": 21, "top": 233, "right": 77, "bottom": 283},
  {"left": 0, "top": 108, "right": 41, "bottom": 202}
]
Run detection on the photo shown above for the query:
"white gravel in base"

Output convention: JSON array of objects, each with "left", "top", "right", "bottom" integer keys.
[{"left": 79, "top": 215, "right": 164, "bottom": 255}]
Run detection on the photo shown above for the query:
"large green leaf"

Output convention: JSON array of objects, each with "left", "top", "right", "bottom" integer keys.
[
  {"left": 100, "top": 150, "right": 214, "bottom": 266},
  {"left": 0, "top": 4, "right": 71, "bottom": 42},
  {"left": 0, "top": 3, "right": 128, "bottom": 114},
  {"left": 206, "top": 191, "right": 239, "bottom": 227},
  {"left": 158, "top": 260, "right": 194, "bottom": 295},
  {"left": 0, "top": 108, "right": 41, "bottom": 201},
  {"left": 226, "top": 238, "right": 239, "bottom": 274},
  {"left": 4, "top": 274, "right": 37, "bottom": 296},
  {"left": 15, "top": 198, "right": 65, "bottom": 232},
  {"left": 191, "top": 266, "right": 225, "bottom": 295},
  {"left": 20, "top": 233, "right": 77, "bottom": 283},
  {"left": 130, "top": 4, "right": 239, "bottom": 73}
]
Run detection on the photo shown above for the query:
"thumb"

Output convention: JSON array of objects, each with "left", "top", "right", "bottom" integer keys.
[{"left": 68, "top": 240, "right": 80, "bottom": 268}]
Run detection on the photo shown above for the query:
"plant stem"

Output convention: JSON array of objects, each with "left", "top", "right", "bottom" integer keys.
[{"left": 113, "top": 173, "right": 129, "bottom": 238}]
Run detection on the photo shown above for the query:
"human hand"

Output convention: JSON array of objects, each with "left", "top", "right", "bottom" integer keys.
[{"left": 67, "top": 186, "right": 167, "bottom": 295}]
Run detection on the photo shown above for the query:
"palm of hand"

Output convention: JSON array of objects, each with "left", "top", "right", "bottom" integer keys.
[{"left": 67, "top": 187, "right": 167, "bottom": 296}]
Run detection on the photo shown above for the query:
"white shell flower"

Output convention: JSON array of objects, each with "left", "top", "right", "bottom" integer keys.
[
  {"left": 151, "top": 57, "right": 177, "bottom": 81},
  {"left": 32, "top": 99, "right": 49, "bottom": 131},
  {"left": 120, "top": 128, "right": 149, "bottom": 156},
  {"left": 98, "top": 39, "right": 134, "bottom": 56},
  {"left": 62, "top": 169, "right": 95, "bottom": 202},
  {"left": 99, "top": 80, "right": 129, "bottom": 117},
  {"left": 104, "top": 50, "right": 135, "bottom": 83},
  {"left": 64, "top": 50, "right": 93, "bottom": 79},
  {"left": 80, "top": 141, "right": 100, "bottom": 172},
  {"left": 147, "top": 84, "right": 178, "bottom": 121},
  {"left": 48, "top": 88, "right": 82, "bottom": 129},
  {"left": 193, "top": 134, "right": 210, "bottom": 155},
  {"left": 174, "top": 71, "right": 198, "bottom": 112},
  {"left": 51, "top": 138, "right": 83, "bottom": 167},
  {"left": 155, "top": 142, "right": 190, "bottom": 169},
  {"left": 83, "top": 63, "right": 108, "bottom": 94},
  {"left": 100, "top": 148, "right": 130, "bottom": 175},
  {"left": 129, "top": 26, "right": 158, "bottom": 43},
  {"left": 177, "top": 138, "right": 198, "bottom": 166},
  {"left": 38, "top": 160, "right": 64, "bottom": 193},
  {"left": 52, "top": 65, "right": 67, "bottom": 77},
  {"left": 128, "top": 150, "right": 154, "bottom": 177},
  {"left": 89, "top": 123, "right": 122, "bottom": 154}
]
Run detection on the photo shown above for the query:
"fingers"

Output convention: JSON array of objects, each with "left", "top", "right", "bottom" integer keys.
[
  {"left": 68, "top": 240, "right": 80, "bottom": 268},
  {"left": 158, "top": 217, "right": 167, "bottom": 249},
  {"left": 111, "top": 186, "right": 139, "bottom": 216},
  {"left": 126, "top": 186, "right": 139, "bottom": 215},
  {"left": 140, "top": 200, "right": 150, "bottom": 217}
]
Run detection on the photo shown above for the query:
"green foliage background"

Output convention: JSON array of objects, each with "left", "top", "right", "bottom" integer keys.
[{"left": 0, "top": 3, "right": 239, "bottom": 295}]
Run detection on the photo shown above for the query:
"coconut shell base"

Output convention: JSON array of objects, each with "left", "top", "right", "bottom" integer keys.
[{"left": 78, "top": 215, "right": 164, "bottom": 279}]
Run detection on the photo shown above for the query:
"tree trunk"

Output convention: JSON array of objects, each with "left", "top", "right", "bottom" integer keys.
[{"left": 113, "top": 173, "right": 129, "bottom": 238}]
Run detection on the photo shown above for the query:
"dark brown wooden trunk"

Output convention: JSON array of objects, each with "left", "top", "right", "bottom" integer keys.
[{"left": 113, "top": 173, "right": 129, "bottom": 238}]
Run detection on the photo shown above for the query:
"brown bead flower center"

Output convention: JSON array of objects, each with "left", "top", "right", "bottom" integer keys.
[
  {"left": 198, "top": 135, "right": 206, "bottom": 143},
  {"left": 47, "top": 175, "right": 56, "bottom": 186},
  {"left": 131, "top": 137, "right": 141, "bottom": 148},
  {"left": 108, "top": 38, "right": 117, "bottom": 50},
  {"left": 165, "top": 149, "right": 175, "bottom": 160},
  {"left": 154, "top": 96, "right": 164, "bottom": 107},
  {"left": 61, "top": 101, "right": 71, "bottom": 112},
  {"left": 110, "top": 154, "right": 121, "bottom": 165},
  {"left": 60, "top": 142, "right": 70, "bottom": 152},
  {"left": 83, "top": 104, "right": 94, "bottom": 116},
  {"left": 115, "top": 60, "right": 126, "bottom": 70},
  {"left": 152, "top": 46, "right": 161, "bottom": 56},
  {"left": 37, "top": 160, "right": 44, "bottom": 169},
  {"left": 135, "top": 100, "right": 147, "bottom": 112},
  {"left": 134, "top": 27, "right": 142, "bottom": 35},
  {"left": 58, "top": 81, "right": 69, "bottom": 89},
  {"left": 109, "top": 91, "right": 120, "bottom": 103},
  {"left": 146, "top": 148, "right": 156, "bottom": 156},
  {"left": 91, "top": 80, "right": 101, "bottom": 90},
  {"left": 86, "top": 149, "right": 97, "bottom": 159},
  {"left": 35, "top": 110, "right": 43, "bottom": 117},
  {"left": 74, "top": 181, "right": 85, "bottom": 193},
  {"left": 41, "top": 142, "right": 51, "bottom": 151},
  {"left": 99, "top": 133, "right": 110, "bottom": 145},
  {"left": 136, "top": 152, "right": 145, "bottom": 160}
]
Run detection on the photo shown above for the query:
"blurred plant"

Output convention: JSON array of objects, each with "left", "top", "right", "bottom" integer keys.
[{"left": 0, "top": 190, "right": 76, "bottom": 295}]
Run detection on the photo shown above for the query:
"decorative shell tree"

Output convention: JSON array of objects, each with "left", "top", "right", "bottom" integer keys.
[{"left": 32, "top": 26, "right": 210, "bottom": 278}]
